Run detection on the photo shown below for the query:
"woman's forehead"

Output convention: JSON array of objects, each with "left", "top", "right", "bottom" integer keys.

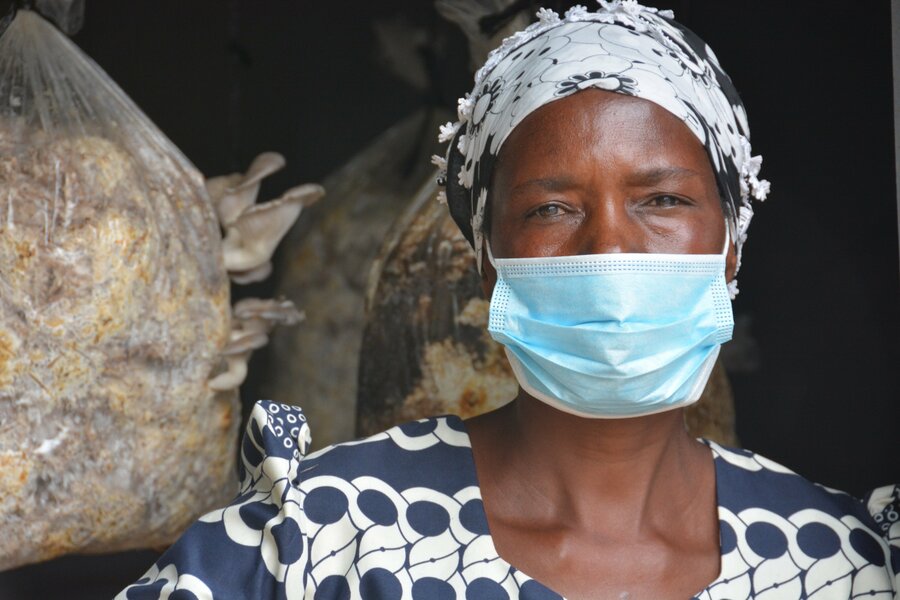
[{"left": 496, "top": 89, "right": 712, "bottom": 180}]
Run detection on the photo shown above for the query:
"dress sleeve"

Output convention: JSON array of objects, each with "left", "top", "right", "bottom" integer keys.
[
  {"left": 116, "top": 401, "right": 313, "bottom": 600},
  {"left": 865, "top": 484, "right": 900, "bottom": 586}
]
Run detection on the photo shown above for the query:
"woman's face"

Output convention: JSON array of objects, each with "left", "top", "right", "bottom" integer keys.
[{"left": 483, "top": 88, "right": 736, "bottom": 293}]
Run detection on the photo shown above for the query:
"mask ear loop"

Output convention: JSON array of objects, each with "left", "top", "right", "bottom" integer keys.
[
  {"left": 723, "top": 216, "right": 741, "bottom": 299},
  {"left": 722, "top": 217, "right": 732, "bottom": 256},
  {"left": 484, "top": 237, "right": 498, "bottom": 269}
]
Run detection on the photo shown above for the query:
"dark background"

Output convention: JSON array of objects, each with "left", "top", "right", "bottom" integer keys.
[{"left": 0, "top": 0, "right": 897, "bottom": 597}]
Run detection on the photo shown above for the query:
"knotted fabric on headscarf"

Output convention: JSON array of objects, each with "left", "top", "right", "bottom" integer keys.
[{"left": 434, "top": 0, "right": 770, "bottom": 297}]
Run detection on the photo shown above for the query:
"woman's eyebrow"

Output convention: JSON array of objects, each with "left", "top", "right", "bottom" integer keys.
[
  {"left": 509, "top": 176, "right": 579, "bottom": 195},
  {"left": 626, "top": 166, "right": 701, "bottom": 186},
  {"left": 508, "top": 167, "right": 701, "bottom": 196}
]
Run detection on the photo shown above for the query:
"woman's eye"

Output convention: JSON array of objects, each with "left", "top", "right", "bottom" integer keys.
[
  {"left": 649, "top": 195, "right": 684, "bottom": 208},
  {"left": 531, "top": 203, "right": 564, "bottom": 218}
]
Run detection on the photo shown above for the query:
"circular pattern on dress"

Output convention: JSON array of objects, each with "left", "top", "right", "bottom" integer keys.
[
  {"left": 519, "top": 579, "right": 563, "bottom": 600},
  {"left": 412, "top": 577, "right": 456, "bottom": 600},
  {"left": 358, "top": 489, "right": 398, "bottom": 526},
  {"left": 745, "top": 522, "right": 788, "bottom": 559},
  {"left": 446, "top": 417, "right": 467, "bottom": 433},
  {"left": 271, "top": 518, "right": 303, "bottom": 564},
  {"left": 359, "top": 568, "right": 402, "bottom": 600},
  {"left": 719, "top": 520, "right": 737, "bottom": 554},
  {"left": 796, "top": 522, "right": 840, "bottom": 559},
  {"left": 126, "top": 580, "right": 165, "bottom": 599},
  {"left": 239, "top": 501, "right": 279, "bottom": 530},
  {"left": 407, "top": 501, "right": 451, "bottom": 537},
  {"left": 849, "top": 528, "right": 886, "bottom": 567},
  {"left": 466, "top": 577, "right": 509, "bottom": 600},
  {"left": 304, "top": 487, "right": 349, "bottom": 525},
  {"left": 232, "top": 488, "right": 256, "bottom": 508},
  {"left": 314, "top": 575, "right": 350, "bottom": 600},
  {"left": 459, "top": 499, "right": 491, "bottom": 535},
  {"left": 123, "top": 405, "right": 900, "bottom": 600},
  {"left": 242, "top": 432, "right": 264, "bottom": 468},
  {"left": 398, "top": 419, "right": 438, "bottom": 437}
]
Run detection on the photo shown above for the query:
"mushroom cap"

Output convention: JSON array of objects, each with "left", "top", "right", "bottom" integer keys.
[
  {"left": 208, "top": 356, "right": 250, "bottom": 391},
  {"left": 208, "top": 152, "right": 287, "bottom": 227},
  {"left": 221, "top": 184, "right": 322, "bottom": 273},
  {"left": 221, "top": 329, "right": 269, "bottom": 355},
  {"left": 233, "top": 297, "right": 303, "bottom": 326},
  {"left": 205, "top": 173, "right": 243, "bottom": 207},
  {"left": 281, "top": 183, "right": 325, "bottom": 208},
  {"left": 229, "top": 262, "right": 273, "bottom": 285},
  {"left": 242, "top": 152, "right": 287, "bottom": 188}
]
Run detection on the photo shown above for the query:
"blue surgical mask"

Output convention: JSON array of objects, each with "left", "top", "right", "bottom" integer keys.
[{"left": 486, "top": 234, "right": 734, "bottom": 419}]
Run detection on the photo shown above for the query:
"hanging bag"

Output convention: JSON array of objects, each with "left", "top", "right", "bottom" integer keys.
[{"left": 0, "top": 6, "right": 237, "bottom": 570}]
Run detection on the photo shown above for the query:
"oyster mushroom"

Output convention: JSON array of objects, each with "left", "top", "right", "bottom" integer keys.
[
  {"left": 228, "top": 262, "right": 273, "bottom": 285},
  {"left": 221, "top": 183, "right": 325, "bottom": 283},
  {"left": 233, "top": 297, "right": 304, "bottom": 334},
  {"left": 208, "top": 329, "right": 269, "bottom": 392},
  {"left": 206, "top": 152, "right": 286, "bottom": 227},
  {"left": 205, "top": 153, "right": 323, "bottom": 392},
  {"left": 208, "top": 299, "right": 302, "bottom": 392}
]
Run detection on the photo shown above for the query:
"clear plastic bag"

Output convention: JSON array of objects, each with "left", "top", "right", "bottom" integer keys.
[{"left": 0, "top": 8, "right": 236, "bottom": 570}]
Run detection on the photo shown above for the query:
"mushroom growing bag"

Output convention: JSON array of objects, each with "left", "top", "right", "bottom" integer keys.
[{"left": 0, "top": 9, "right": 236, "bottom": 570}]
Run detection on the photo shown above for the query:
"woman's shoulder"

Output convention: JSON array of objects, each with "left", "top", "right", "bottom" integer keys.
[
  {"left": 117, "top": 401, "right": 484, "bottom": 599},
  {"left": 706, "top": 439, "right": 890, "bottom": 517},
  {"left": 706, "top": 439, "right": 899, "bottom": 583},
  {"left": 228, "top": 400, "right": 482, "bottom": 504},
  {"left": 297, "top": 403, "right": 477, "bottom": 492}
]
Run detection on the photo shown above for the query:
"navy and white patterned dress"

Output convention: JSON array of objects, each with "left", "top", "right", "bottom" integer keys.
[{"left": 119, "top": 401, "right": 899, "bottom": 599}]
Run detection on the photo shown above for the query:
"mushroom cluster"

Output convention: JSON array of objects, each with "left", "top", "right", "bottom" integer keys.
[
  {"left": 207, "top": 152, "right": 325, "bottom": 284},
  {"left": 206, "top": 152, "right": 324, "bottom": 391}
]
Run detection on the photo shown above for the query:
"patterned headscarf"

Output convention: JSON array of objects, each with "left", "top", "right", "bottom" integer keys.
[{"left": 433, "top": 0, "right": 769, "bottom": 297}]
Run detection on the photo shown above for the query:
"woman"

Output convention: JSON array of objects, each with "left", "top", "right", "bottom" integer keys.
[{"left": 120, "top": 3, "right": 898, "bottom": 598}]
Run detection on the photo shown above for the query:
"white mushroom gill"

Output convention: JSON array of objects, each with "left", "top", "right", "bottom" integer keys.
[
  {"left": 232, "top": 297, "right": 304, "bottom": 333},
  {"left": 228, "top": 262, "right": 273, "bottom": 285}
]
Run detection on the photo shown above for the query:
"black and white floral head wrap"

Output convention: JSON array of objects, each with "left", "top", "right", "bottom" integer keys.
[{"left": 433, "top": 0, "right": 770, "bottom": 297}]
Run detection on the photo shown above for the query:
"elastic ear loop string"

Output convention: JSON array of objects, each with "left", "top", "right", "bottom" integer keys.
[
  {"left": 484, "top": 237, "right": 497, "bottom": 270},
  {"left": 722, "top": 216, "right": 732, "bottom": 256}
]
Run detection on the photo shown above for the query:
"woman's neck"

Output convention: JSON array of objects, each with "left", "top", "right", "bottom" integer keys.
[
  {"left": 467, "top": 390, "right": 714, "bottom": 537},
  {"left": 465, "top": 391, "right": 721, "bottom": 599}
]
